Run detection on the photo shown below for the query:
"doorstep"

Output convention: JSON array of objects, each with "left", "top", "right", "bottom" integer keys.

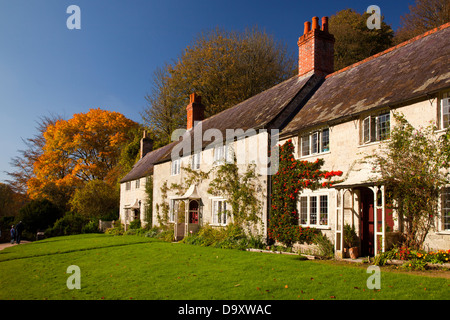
[{"left": 342, "top": 257, "right": 366, "bottom": 263}]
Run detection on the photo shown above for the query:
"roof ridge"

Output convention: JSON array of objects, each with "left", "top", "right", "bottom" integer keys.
[{"left": 326, "top": 21, "right": 450, "bottom": 79}]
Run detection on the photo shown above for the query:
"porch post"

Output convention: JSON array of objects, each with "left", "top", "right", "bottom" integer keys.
[
  {"left": 371, "top": 185, "right": 386, "bottom": 255},
  {"left": 334, "top": 188, "right": 345, "bottom": 259},
  {"left": 174, "top": 203, "right": 178, "bottom": 241},
  {"left": 381, "top": 185, "right": 386, "bottom": 252},
  {"left": 185, "top": 199, "right": 189, "bottom": 238},
  {"left": 340, "top": 189, "right": 345, "bottom": 254},
  {"left": 372, "top": 186, "right": 379, "bottom": 255}
]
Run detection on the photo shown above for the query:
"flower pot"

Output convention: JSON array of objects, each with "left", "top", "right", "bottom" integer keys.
[{"left": 349, "top": 247, "right": 359, "bottom": 259}]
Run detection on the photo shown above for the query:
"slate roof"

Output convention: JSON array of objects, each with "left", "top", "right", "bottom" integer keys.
[
  {"left": 156, "top": 74, "right": 322, "bottom": 163},
  {"left": 119, "top": 141, "right": 177, "bottom": 183},
  {"left": 120, "top": 73, "right": 321, "bottom": 182},
  {"left": 120, "top": 23, "right": 450, "bottom": 183},
  {"left": 282, "top": 22, "right": 450, "bottom": 136}
]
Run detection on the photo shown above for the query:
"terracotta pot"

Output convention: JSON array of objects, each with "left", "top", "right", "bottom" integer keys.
[{"left": 349, "top": 247, "right": 359, "bottom": 259}]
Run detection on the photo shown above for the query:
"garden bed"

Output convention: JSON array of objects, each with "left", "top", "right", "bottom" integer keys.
[
  {"left": 246, "top": 247, "right": 316, "bottom": 259},
  {"left": 383, "top": 259, "right": 450, "bottom": 269}
]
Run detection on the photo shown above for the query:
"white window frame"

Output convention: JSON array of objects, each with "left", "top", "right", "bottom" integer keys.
[
  {"left": 441, "top": 92, "right": 450, "bottom": 130},
  {"left": 212, "top": 199, "right": 228, "bottom": 226},
  {"left": 125, "top": 181, "right": 131, "bottom": 191},
  {"left": 301, "top": 134, "right": 310, "bottom": 157},
  {"left": 298, "top": 193, "right": 329, "bottom": 227},
  {"left": 300, "top": 128, "right": 330, "bottom": 157},
  {"left": 135, "top": 179, "right": 140, "bottom": 189},
  {"left": 213, "top": 145, "right": 225, "bottom": 166},
  {"left": 171, "top": 158, "right": 181, "bottom": 176},
  {"left": 441, "top": 187, "right": 450, "bottom": 231},
  {"left": 191, "top": 151, "right": 201, "bottom": 170},
  {"left": 213, "top": 143, "right": 234, "bottom": 166},
  {"left": 362, "top": 112, "right": 390, "bottom": 144}
]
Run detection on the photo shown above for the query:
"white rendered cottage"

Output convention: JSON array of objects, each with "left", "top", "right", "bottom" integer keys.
[{"left": 119, "top": 17, "right": 450, "bottom": 257}]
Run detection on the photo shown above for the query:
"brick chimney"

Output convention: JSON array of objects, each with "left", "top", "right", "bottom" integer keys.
[
  {"left": 186, "top": 92, "right": 205, "bottom": 130},
  {"left": 298, "top": 16, "right": 335, "bottom": 78},
  {"left": 140, "top": 130, "right": 153, "bottom": 159}
]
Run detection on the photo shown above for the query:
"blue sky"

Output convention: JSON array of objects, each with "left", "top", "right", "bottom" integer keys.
[{"left": 0, "top": 0, "right": 415, "bottom": 183}]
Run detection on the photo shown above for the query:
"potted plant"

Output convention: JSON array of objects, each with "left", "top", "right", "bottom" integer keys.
[{"left": 343, "top": 224, "right": 359, "bottom": 259}]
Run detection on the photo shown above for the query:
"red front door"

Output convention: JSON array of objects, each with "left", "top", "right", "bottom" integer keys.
[
  {"left": 189, "top": 200, "right": 199, "bottom": 224},
  {"left": 360, "top": 188, "right": 374, "bottom": 256}
]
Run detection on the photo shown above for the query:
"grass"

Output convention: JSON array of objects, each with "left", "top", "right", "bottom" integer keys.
[{"left": 0, "top": 234, "right": 449, "bottom": 300}]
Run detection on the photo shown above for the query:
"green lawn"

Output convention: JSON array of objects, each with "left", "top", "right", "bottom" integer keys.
[{"left": 0, "top": 234, "right": 448, "bottom": 300}]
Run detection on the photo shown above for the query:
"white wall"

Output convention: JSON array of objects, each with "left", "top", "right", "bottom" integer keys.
[{"left": 280, "top": 96, "right": 450, "bottom": 250}]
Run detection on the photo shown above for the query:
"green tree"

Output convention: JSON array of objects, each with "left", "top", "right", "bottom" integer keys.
[
  {"left": 142, "top": 26, "right": 296, "bottom": 148},
  {"left": 368, "top": 112, "right": 450, "bottom": 249},
  {"left": 142, "top": 65, "right": 186, "bottom": 149},
  {"left": 18, "top": 199, "right": 62, "bottom": 234},
  {"left": 395, "top": 0, "right": 450, "bottom": 43},
  {"left": 329, "top": 9, "right": 394, "bottom": 71},
  {"left": 69, "top": 179, "right": 119, "bottom": 220}
]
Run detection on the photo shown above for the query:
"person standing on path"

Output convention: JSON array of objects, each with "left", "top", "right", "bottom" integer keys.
[
  {"left": 10, "top": 225, "right": 15, "bottom": 244},
  {"left": 15, "top": 221, "right": 23, "bottom": 244}
]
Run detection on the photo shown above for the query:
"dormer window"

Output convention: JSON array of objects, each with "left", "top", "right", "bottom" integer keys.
[
  {"left": 362, "top": 112, "right": 390, "bottom": 144},
  {"left": 300, "top": 128, "right": 329, "bottom": 157}
]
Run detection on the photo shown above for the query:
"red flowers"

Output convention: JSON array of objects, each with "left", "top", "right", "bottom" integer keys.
[{"left": 268, "top": 140, "right": 342, "bottom": 248}]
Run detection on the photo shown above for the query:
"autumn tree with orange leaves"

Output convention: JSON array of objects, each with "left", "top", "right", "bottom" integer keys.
[{"left": 27, "top": 108, "right": 138, "bottom": 202}]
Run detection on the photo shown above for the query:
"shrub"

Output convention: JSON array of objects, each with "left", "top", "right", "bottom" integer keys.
[
  {"left": 343, "top": 224, "right": 358, "bottom": 248},
  {"left": 182, "top": 223, "right": 264, "bottom": 250},
  {"left": 401, "top": 258, "right": 428, "bottom": 271},
  {"left": 129, "top": 219, "right": 141, "bottom": 230},
  {"left": 314, "top": 232, "right": 334, "bottom": 259},
  {"left": 157, "top": 229, "right": 174, "bottom": 242},
  {"left": 46, "top": 212, "right": 89, "bottom": 237},
  {"left": 105, "top": 222, "right": 125, "bottom": 236},
  {"left": 82, "top": 220, "right": 99, "bottom": 234}
]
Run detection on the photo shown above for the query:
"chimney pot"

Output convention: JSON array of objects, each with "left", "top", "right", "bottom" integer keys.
[
  {"left": 140, "top": 130, "right": 153, "bottom": 159},
  {"left": 190, "top": 92, "right": 201, "bottom": 104},
  {"left": 321, "top": 16, "right": 329, "bottom": 33},
  {"left": 312, "top": 16, "right": 319, "bottom": 30},
  {"left": 303, "top": 21, "right": 311, "bottom": 35},
  {"left": 186, "top": 93, "right": 205, "bottom": 130},
  {"left": 297, "top": 16, "right": 335, "bottom": 78}
]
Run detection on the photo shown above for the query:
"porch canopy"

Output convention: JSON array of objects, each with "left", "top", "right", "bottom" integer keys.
[
  {"left": 173, "top": 184, "right": 201, "bottom": 200},
  {"left": 332, "top": 162, "right": 387, "bottom": 258},
  {"left": 170, "top": 185, "right": 202, "bottom": 240}
]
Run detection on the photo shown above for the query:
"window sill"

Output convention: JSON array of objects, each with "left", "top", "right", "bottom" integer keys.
[
  {"left": 210, "top": 223, "right": 228, "bottom": 227},
  {"left": 299, "top": 151, "right": 331, "bottom": 160},
  {"left": 436, "top": 231, "right": 450, "bottom": 235},
  {"left": 358, "top": 139, "right": 389, "bottom": 148},
  {"left": 435, "top": 128, "right": 448, "bottom": 134},
  {"left": 299, "top": 225, "right": 331, "bottom": 230}
]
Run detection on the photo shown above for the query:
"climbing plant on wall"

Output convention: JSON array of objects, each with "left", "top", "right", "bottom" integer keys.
[
  {"left": 268, "top": 140, "right": 343, "bottom": 248},
  {"left": 208, "top": 160, "right": 263, "bottom": 229}
]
